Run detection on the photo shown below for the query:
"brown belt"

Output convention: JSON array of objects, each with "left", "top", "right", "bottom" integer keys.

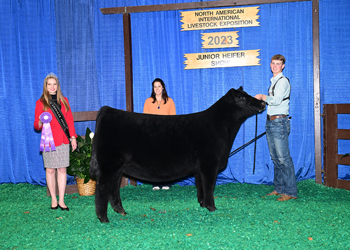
[{"left": 267, "top": 115, "right": 287, "bottom": 121}]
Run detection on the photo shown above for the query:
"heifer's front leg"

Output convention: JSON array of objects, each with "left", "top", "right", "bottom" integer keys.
[
  {"left": 201, "top": 169, "right": 218, "bottom": 212},
  {"left": 109, "top": 173, "right": 126, "bottom": 215},
  {"left": 194, "top": 173, "right": 204, "bottom": 207}
]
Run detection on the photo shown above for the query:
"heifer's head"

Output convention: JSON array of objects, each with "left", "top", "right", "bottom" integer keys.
[{"left": 225, "top": 86, "right": 266, "bottom": 118}]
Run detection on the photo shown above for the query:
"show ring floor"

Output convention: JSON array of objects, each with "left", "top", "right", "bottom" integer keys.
[{"left": 0, "top": 179, "right": 349, "bottom": 249}]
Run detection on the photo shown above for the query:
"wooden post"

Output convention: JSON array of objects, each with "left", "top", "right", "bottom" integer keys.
[
  {"left": 323, "top": 104, "right": 338, "bottom": 188},
  {"left": 123, "top": 13, "right": 134, "bottom": 113},
  {"left": 121, "top": 13, "right": 137, "bottom": 187},
  {"left": 323, "top": 104, "right": 350, "bottom": 190}
]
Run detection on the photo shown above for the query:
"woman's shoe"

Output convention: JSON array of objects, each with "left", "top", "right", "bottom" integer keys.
[
  {"left": 58, "top": 204, "right": 69, "bottom": 211},
  {"left": 50, "top": 205, "right": 58, "bottom": 210}
]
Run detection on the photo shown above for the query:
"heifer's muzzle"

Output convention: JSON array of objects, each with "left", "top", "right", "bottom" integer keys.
[{"left": 259, "top": 101, "right": 266, "bottom": 112}]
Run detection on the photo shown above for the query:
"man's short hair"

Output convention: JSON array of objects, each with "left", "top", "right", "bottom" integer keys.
[{"left": 271, "top": 54, "right": 285, "bottom": 65}]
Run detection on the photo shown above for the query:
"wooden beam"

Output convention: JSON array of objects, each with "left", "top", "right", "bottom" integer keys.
[
  {"left": 123, "top": 13, "right": 134, "bottom": 112},
  {"left": 337, "top": 179, "right": 350, "bottom": 190},
  {"left": 101, "top": 0, "right": 309, "bottom": 14},
  {"left": 338, "top": 154, "right": 350, "bottom": 165},
  {"left": 336, "top": 104, "right": 350, "bottom": 114},
  {"left": 312, "top": 0, "right": 322, "bottom": 184},
  {"left": 72, "top": 111, "right": 98, "bottom": 121},
  {"left": 337, "top": 129, "right": 350, "bottom": 140}
]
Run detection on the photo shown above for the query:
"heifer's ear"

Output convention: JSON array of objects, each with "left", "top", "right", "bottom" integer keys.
[{"left": 236, "top": 86, "right": 248, "bottom": 95}]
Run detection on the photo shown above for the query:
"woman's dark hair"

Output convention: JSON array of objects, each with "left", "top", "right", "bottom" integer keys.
[{"left": 150, "top": 78, "right": 169, "bottom": 104}]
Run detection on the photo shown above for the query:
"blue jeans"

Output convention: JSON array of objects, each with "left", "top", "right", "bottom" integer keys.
[{"left": 266, "top": 116, "right": 297, "bottom": 197}]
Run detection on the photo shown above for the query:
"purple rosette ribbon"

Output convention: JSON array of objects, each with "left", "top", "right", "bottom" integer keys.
[{"left": 39, "top": 112, "right": 56, "bottom": 152}]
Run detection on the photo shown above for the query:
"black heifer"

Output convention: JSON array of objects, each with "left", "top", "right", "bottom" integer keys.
[{"left": 90, "top": 87, "right": 265, "bottom": 223}]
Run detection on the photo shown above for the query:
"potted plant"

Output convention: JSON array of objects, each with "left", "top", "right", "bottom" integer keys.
[{"left": 68, "top": 127, "right": 96, "bottom": 196}]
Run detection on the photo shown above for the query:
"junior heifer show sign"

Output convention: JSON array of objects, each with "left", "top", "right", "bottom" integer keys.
[{"left": 181, "top": 7, "right": 260, "bottom": 70}]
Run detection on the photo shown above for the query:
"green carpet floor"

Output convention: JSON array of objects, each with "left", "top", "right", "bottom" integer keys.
[{"left": 0, "top": 180, "right": 349, "bottom": 249}]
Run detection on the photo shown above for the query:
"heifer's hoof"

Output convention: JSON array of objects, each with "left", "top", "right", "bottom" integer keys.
[
  {"left": 115, "top": 208, "right": 126, "bottom": 215},
  {"left": 121, "top": 212, "right": 127, "bottom": 216},
  {"left": 206, "top": 206, "right": 217, "bottom": 212},
  {"left": 112, "top": 205, "right": 126, "bottom": 215},
  {"left": 98, "top": 217, "right": 110, "bottom": 223}
]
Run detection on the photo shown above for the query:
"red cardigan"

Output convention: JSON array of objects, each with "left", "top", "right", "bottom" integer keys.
[{"left": 34, "top": 97, "right": 77, "bottom": 147}]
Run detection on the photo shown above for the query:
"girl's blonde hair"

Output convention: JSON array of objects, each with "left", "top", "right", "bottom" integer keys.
[{"left": 40, "top": 73, "right": 69, "bottom": 111}]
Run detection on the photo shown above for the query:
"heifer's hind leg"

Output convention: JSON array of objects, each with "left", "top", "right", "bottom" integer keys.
[
  {"left": 95, "top": 174, "right": 112, "bottom": 223},
  {"left": 109, "top": 173, "right": 126, "bottom": 215},
  {"left": 195, "top": 173, "right": 204, "bottom": 207}
]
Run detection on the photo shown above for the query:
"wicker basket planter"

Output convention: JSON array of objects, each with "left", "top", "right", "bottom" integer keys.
[
  {"left": 68, "top": 127, "right": 95, "bottom": 196},
  {"left": 76, "top": 177, "right": 96, "bottom": 196}
]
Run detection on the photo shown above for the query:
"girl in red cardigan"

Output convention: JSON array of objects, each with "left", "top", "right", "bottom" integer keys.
[{"left": 34, "top": 73, "right": 77, "bottom": 211}]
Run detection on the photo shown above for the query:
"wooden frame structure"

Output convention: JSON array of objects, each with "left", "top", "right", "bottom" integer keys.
[
  {"left": 323, "top": 104, "right": 350, "bottom": 190},
  {"left": 99, "top": 0, "right": 323, "bottom": 183}
]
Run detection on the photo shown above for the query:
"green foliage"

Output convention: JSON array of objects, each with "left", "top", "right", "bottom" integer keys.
[
  {"left": 341, "top": 153, "right": 349, "bottom": 159},
  {"left": 67, "top": 127, "right": 93, "bottom": 183}
]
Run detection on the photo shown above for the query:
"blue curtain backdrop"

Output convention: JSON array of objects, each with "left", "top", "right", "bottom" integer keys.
[
  {"left": 0, "top": 0, "right": 349, "bottom": 186},
  {"left": 319, "top": 0, "right": 350, "bottom": 180}
]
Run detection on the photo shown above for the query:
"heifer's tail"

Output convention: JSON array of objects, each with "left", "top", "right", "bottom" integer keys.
[
  {"left": 89, "top": 141, "right": 99, "bottom": 180},
  {"left": 89, "top": 106, "right": 111, "bottom": 180}
]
